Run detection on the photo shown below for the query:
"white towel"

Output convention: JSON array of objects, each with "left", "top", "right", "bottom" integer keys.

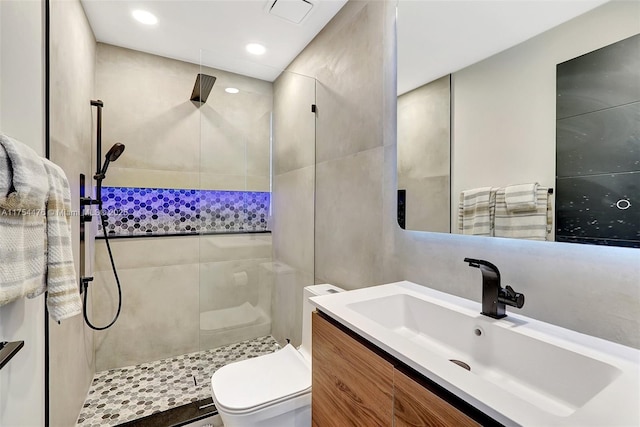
[
  {"left": 42, "top": 159, "right": 82, "bottom": 321},
  {"left": 0, "top": 134, "right": 49, "bottom": 209},
  {"left": 0, "top": 208, "right": 47, "bottom": 306},
  {"left": 458, "top": 187, "right": 496, "bottom": 236},
  {"left": 505, "top": 183, "right": 538, "bottom": 212},
  {"left": 0, "top": 136, "right": 47, "bottom": 306},
  {"left": 494, "top": 187, "right": 551, "bottom": 241}
]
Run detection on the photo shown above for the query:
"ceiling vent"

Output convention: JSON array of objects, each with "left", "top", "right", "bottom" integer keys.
[{"left": 267, "top": 0, "right": 314, "bottom": 24}]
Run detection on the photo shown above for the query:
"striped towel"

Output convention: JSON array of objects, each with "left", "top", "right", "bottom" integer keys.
[
  {"left": 0, "top": 138, "right": 47, "bottom": 306},
  {"left": 458, "top": 187, "right": 496, "bottom": 236},
  {"left": 0, "top": 134, "right": 48, "bottom": 209},
  {"left": 42, "top": 159, "right": 82, "bottom": 321},
  {"left": 494, "top": 187, "right": 552, "bottom": 241},
  {"left": 505, "top": 183, "right": 538, "bottom": 212}
]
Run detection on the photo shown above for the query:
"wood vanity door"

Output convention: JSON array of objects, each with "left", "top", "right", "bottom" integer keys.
[
  {"left": 312, "top": 312, "right": 394, "bottom": 426},
  {"left": 394, "top": 369, "right": 481, "bottom": 427}
]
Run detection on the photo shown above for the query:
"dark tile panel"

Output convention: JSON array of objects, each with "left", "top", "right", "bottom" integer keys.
[
  {"left": 557, "top": 33, "right": 640, "bottom": 119},
  {"left": 556, "top": 235, "right": 640, "bottom": 248},
  {"left": 556, "top": 102, "right": 640, "bottom": 177},
  {"left": 556, "top": 172, "right": 640, "bottom": 244}
]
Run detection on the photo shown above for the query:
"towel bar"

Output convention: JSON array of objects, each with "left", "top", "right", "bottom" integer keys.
[{"left": 0, "top": 340, "right": 25, "bottom": 370}]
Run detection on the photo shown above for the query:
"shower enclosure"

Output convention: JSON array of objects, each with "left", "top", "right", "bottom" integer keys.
[{"left": 88, "top": 44, "right": 317, "bottom": 382}]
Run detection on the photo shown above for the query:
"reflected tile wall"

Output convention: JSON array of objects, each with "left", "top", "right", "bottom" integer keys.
[{"left": 98, "top": 187, "right": 269, "bottom": 236}]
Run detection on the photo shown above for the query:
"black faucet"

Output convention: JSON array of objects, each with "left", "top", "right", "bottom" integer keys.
[{"left": 464, "top": 258, "right": 525, "bottom": 319}]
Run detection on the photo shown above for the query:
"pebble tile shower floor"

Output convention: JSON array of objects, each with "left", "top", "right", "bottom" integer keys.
[{"left": 76, "top": 336, "right": 280, "bottom": 426}]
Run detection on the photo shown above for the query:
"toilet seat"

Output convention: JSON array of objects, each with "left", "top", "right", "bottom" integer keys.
[{"left": 211, "top": 344, "right": 311, "bottom": 415}]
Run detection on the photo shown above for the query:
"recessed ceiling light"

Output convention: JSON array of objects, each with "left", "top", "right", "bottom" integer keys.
[
  {"left": 246, "top": 43, "right": 266, "bottom": 55},
  {"left": 132, "top": 10, "right": 158, "bottom": 25},
  {"left": 225, "top": 88, "right": 240, "bottom": 94}
]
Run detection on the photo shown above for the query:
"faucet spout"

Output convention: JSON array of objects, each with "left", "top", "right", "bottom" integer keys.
[{"left": 464, "top": 258, "right": 525, "bottom": 319}]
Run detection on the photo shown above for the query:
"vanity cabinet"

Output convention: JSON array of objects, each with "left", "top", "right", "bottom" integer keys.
[
  {"left": 312, "top": 311, "right": 493, "bottom": 427},
  {"left": 394, "top": 368, "right": 479, "bottom": 427},
  {"left": 311, "top": 310, "right": 394, "bottom": 426}
]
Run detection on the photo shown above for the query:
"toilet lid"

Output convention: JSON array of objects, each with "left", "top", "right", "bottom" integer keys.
[{"left": 211, "top": 344, "right": 311, "bottom": 413}]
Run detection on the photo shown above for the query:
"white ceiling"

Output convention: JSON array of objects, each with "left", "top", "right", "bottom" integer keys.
[
  {"left": 80, "top": 0, "right": 348, "bottom": 82},
  {"left": 81, "top": 0, "right": 609, "bottom": 87}
]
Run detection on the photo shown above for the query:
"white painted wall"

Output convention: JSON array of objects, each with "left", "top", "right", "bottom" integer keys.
[{"left": 0, "top": 0, "right": 46, "bottom": 425}]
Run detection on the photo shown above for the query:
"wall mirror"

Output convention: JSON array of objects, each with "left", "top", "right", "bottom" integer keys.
[{"left": 396, "top": 0, "right": 640, "bottom": 248}]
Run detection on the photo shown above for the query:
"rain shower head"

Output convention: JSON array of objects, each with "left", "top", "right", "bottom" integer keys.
[
  {"left": 95, "top": 143, "right": 125, "bottom": 180},
  {"left": 190, "top": 73, "right": 217, "bottom": 105}
]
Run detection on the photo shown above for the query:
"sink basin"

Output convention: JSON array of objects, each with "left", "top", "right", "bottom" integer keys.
[
  {"left": 347, "top": 293, "right": 621, "bottom": 417},
  {"left": 310, "top": 281, "right": 640, "bottom": 426}
]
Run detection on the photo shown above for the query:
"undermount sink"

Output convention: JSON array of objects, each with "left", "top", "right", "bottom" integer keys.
[
  {"left": 310, "top": 281, "right": 640, "bottom": 426},
  {"left": 347, "top": 293, "right": 620, "bottom": 417}
]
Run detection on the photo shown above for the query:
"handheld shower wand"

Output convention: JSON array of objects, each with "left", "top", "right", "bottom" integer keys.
[{"left": 80, "top": 100, "right": 126, "bottom": 331}]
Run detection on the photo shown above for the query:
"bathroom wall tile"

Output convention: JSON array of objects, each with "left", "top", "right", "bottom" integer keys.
[
  {"left": 397, "top": 75, "right": 451, "bottom": 180},
  {"left": 557, "top": 102, "right": 640, "bottom": 177},
  {"left": 315, "top": 147, "right": 385, "bottom": 288},
  {"left": 272, "top": 166, "right": 315, "bottom": 275},
  {"left": 245, "top": 175, "right": 271, "bottom": 192},
  {"left": 197, "top": 173, "right": 250, "bottom": 191},
  {"left": 103, "top": 167, "right": 200, "bottom": 190},
  {"left": 97, "top": 44, "right": 201, "bottom": 176},
  {"left": 269, "top": 264, "right": 314, "bottom": 346},
  {"left": 198, "top": 234, "right": 272, "bottom": 264},
  {"left": 96, "top": 43, "right": 272, "bottom": 192},
  {"left": 288, "top": 1, "right": 386, "bottom": 163},
  {"left": 400, "top": 175, "right": 451, "bottom": 233},
  {"left": 198, "top": 258, "right": 272, "bottom": 312},
  {"left": 557, "top": 33, "right": 640, "bottom": 119},
  {"left": 93, "top": 263, "right": 200, "bottom": 371},
  {"left": 273, "top": 72, "right": 317, "bottom": 174},
  {"left": 48, "top": 0, "right": 96, "bottom": 425},
  {"left": 556, "top": 173, "right": 639, "bottom": 245},
  {"left": 94, "top": 237, "right": 200, "bottom": 272}
]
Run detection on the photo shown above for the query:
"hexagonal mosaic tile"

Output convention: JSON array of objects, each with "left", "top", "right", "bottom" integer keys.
[
  {"left": 76, "top": 336, "right": 280, "bottom": 426},
  {"left": 97, "top": 187, "right": 270, "bottom": 237}
]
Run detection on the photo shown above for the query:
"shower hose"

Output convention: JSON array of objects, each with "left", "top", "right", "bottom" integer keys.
[{"left": 82, "top": 201, "right": 123, "bottom": 330}]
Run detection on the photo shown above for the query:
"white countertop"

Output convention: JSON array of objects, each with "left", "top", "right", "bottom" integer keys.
[{"left": 310, "top": 281, "right": 640, "bottom": 427}]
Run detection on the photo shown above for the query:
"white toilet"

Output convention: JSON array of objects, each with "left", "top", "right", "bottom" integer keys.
[{"left": 210, "top": 284, "right": 344, "bottom": 427}]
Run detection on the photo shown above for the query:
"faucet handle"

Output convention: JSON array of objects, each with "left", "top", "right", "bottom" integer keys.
[{"left": 500, "top": 285, "right": 525, "bottom": 309}]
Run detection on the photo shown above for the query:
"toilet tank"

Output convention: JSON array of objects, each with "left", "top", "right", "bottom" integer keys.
[{"left": 299, "top": 284, "right": 344, "bottom": 360}]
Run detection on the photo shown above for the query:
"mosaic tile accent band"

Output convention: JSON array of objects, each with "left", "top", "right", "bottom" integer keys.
[{"left": 98, "top": 187, "right": 270, "bottom": 236}]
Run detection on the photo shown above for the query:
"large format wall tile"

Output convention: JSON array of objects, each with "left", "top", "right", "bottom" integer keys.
[
  {"left": 96, "top": 43, "right": 272, "bottom": 192},
  {"left": 273, "top": 72, "right": 316, "bottom": 175},
  {"left": 557, "top": 102, "right": 640, "bottom": 177},
  {"left": 557, "top": 33, "right": 640, "bottom": 119},
  {"left": 272, "top": 167, "right": 315, "bottom": 275},
  {"left": 93, "top": 264, "right": 200, "bottom": 371},
  {"left": 315, "top": 147, "right": 384, "bottom": 288},
  {"left": 289, "top": 1, "right": 385, "bottom": 163},
  {"left": 48, "top": 1, "right": 96, "bottom": 425}
]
